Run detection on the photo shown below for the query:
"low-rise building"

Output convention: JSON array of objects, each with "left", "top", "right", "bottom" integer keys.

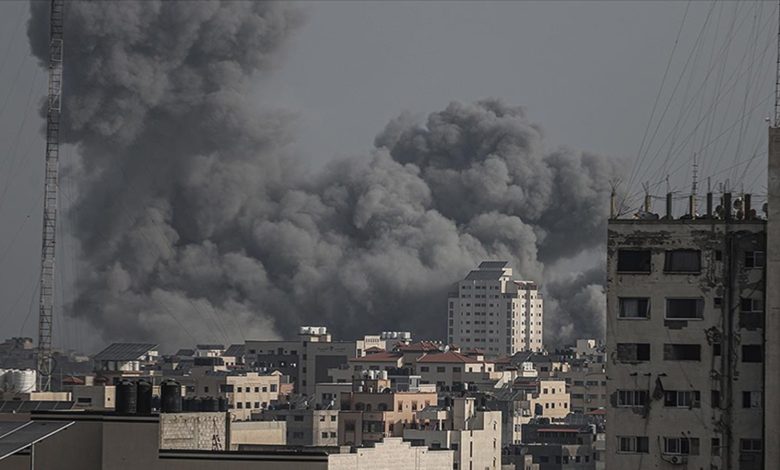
[
  {"left": 328, "top": 437, "right": 453, "bottom": 470},
  {"left": 403, "top": 397, "right": 502, "bottom": 470},
  {"left": 256, "top": 407, "right": 339, "bottom": 446},
  {"left": 189, "top": 371, "right": 282, "bottom": 420}
]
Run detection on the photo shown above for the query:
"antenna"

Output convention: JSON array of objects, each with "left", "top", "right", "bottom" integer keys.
[
  {"left": 691, "top": 153, "right": 698, "bottom": 196},
  {"left": 37, "top": 0, "right": 64, "bottom": 392}
]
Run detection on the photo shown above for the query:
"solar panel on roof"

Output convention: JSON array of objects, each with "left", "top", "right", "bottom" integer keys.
[
  {"left": 93, "top": 343, "right": 157, "bottom": 361},
  {"left": 0, "top": 421, "right": 74, "bottom": 461}
]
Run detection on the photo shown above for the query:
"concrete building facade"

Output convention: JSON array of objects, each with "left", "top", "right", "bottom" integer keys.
[
  {"left": 606, "top": 208, "right": 767, "bottom": 470},
  {"left": 403, "top": 397, "right": 502, "bottom": 470},
  {"left": 765, "top": 127, "right": 780, "bottom": 470},
  {"left": 448, "top": 261, "right": 543, "bottom": 356}
]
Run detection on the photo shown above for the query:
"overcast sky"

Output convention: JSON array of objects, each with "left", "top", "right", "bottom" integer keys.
[{"left": 0, "top": 0, "right": 774, "bottom": 351}]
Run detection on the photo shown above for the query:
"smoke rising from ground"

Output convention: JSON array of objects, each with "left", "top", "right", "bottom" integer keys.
[{"left": 28, "top": 1, "right": 622, "bottom": 349}]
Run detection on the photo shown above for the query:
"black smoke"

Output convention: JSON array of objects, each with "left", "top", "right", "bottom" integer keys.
[{"left": 28, "top": 1, "right": 622, "bottom": 349}]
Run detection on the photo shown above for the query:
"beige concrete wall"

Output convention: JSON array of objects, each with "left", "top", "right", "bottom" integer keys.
[
  {"left": 159, "top": 412, "right": 227, "bottom": 450},
  {"left": 230, "top": 421, "right": 285, "bottom": 449},
  {"left": 71, "top": 385, "right": 115, "bottom": 410},
  {"left": 328, "top": 438, "right": 453, "bottom": 470}
]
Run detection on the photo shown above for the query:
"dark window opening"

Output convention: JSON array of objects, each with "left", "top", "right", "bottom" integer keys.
[
  {"left": 664, "top": 344, "right": 701, "bottom": 361},
  {"left": 665, "top": 249, "right": 701, "bottom": 273},
  {"left": 666, "top": 298, "right": 704, "bottom": 319},
  {"left": 742, "top": 345, "right": 762, "bottom": 363},
  {"left": 745, "top": 251, "right": 765, "bottom": 268},
  {"left": 617, "top": 250, "right": 651, "bottom": 273},
  {"left": 617, "top": 343, "right": 650, "bottom": 362}
]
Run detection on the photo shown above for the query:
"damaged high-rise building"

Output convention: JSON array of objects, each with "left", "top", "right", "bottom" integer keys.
[{"left": 605, "top": 128, "right": 779, "bottom": 470}]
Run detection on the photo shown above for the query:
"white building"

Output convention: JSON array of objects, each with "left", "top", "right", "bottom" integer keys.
[{"left": 448, "top": 261, "right": 544, "bottom": 356}]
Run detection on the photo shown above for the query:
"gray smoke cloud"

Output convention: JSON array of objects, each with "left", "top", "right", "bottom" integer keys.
[{"left": 28, "top": 1, "right": 623, "bottom": 350}]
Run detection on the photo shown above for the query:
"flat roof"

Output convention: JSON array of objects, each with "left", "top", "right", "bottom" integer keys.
[{"left": 94, "top": 343, "right": 157, "bottom": 361}]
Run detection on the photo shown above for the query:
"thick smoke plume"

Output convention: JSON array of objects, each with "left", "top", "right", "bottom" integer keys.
[{"left": 28, "top": 1, "right": 622, "bottom": 350}]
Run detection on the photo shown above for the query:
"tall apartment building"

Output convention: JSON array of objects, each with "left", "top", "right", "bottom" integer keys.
[
  {"left": 606, "top": 192, "right": 769, "bottom": 469},
  {"left": 766, "top": 127, "right": 780, "bottom": 470},
  {"left": 448, "top": 261, "right": 544, "bottom": 356}
]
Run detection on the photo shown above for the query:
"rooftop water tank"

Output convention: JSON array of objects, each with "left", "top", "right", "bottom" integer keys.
[
  {"left": 136, "top": 380, "right": 153, "bottom": 415},
  {"left": 160, "top": 380, "right": 182, "bottom": 413},
  {"left": 115, "top": 380, "right": 137, "bottom": 415}
]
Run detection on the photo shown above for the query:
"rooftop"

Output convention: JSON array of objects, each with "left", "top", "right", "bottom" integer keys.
[
  {"left": 93, "top": 343, "right": 157, "bottom": 361},
  {"left": 395, "top": 341, "right": 440, "bottom": 353},
  {"left": 224, "top": 344, "right": 245, "bottom": 357},
  {"left": 351, "top": 351, "right": 403, "bottom": 363},
  {"left": 416, "top": 351, "right": 482, "bottom": 364},
  {"left": 478, "top": 261, "right": 508, "bottom": 269}
]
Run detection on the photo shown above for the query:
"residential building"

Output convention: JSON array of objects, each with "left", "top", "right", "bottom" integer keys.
[
  {"left": 559, "top": 359, "right": 606, "bottom": 413},
  {"left": 403, "top": 397, "right": 502, "bottom": 470},
  {"left": 92, "top": 343, "right": 159, "bottom": 383},
  {"left": 448, "top": 261, "right": 544, "bottom": 356},
  {"left": 766, "top": 126, "right": 780, "bottom": 470},
  {"left": 606, "top": 191, "right": 767, "bottom": 470},
  {"left": 189, "top": 370, "right": 282, "bottom": 420},
  {"left": 504, "top": 419, "right": 601, "bottom": 470},
  {"left": 415, "top": 350, "right": 496, "bottom": 391},
  {"left": 337, "top": 377, "right": 437, "bottom": 446},
  {"left": 489, "top": 378, "right": 570, "bottom": 445},
  {"left": 256, "top": 407, "right": 339, "bottom": 446},
  {"left": 246, "top": 327, "right": 370, "bottom": 396}
]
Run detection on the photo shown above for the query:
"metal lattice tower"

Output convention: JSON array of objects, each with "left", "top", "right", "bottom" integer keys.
[{"left": 37, "top": 0, "right": 64, "bottom": 392}]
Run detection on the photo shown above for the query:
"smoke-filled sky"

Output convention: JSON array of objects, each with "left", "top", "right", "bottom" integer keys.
[{"left": 0, "top": 1, "right": 774, "bottom": 353}]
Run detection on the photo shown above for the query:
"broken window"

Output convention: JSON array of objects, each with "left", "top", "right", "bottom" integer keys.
[
  {"left": 742, "top": 391, "right": 761, "bottom": 408},
  {"left": 742, "top": 345, "right": 762, "bottom": 363},
  {"left": 663, "top": 344, "right": 701, "bottom": 361},
  {"left": 745, "top": 251, "right": 765, "bottom": 268},
  {"left": 666, "top": 298, "right": 704, "bottom": 319},
  {"left": 617, "top": 250, "right": 651, "bottom": 273},
  {"left": 619, "top": 298, "right": 650, "bottom": 319},
  {"left": 617, "top": 343, "right": 650, "bottom": 362},
  {"left": 665, "top": 249, "right": 701, "bottom": 273}
]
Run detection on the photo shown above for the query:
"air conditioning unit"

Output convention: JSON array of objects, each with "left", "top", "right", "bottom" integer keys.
[{"left": 668, "top": 455, "right": 688, "bottom": 465}]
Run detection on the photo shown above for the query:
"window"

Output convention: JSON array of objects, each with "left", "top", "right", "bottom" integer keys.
[
  {"left": 617, "top": 343, "right": 651, "bottom": 362},
  {"left": 331, "top": 415, "right": 337, "bottom": 422},
  {"left": 254, "top": 402, "right": 260, "bottom": 408},
  {"left": 436, "top": 366, "right": 445, "bottom": 373},
  {"left": 319, "top": 415, "right": 326, "bottom": 422},
  {"left": 740, "top": 439, "right": 762, "bottom": 452},
  {"left": 665, "top": 249, "right": 701, "bottom": 273},
  {"left": 711, "top": 438, "right": 720, "bottom": 456},
  {"left": 236, "top": 387, "right": 242, "bottom": 393},
  {"left": 664, "top": 344, "right": 701, "bottom": 361},
  {"left": 663, "top": 437, "right": 699, "bottom": 455},
  {"left": 619, "top": 298, "right": 650, "bottom": 319},
  {"left": 742, "top": 391, "right": 761, "bottom": 408},
  {"left": 711, "top": 390, "right": 720, "bottom": 408},
  {"left": 618, "top": 436, "right": 649, "bottom": 453},
  {"left": 742, "top": 345, "right": 762, "bottom": 363},
  {"left": 452, "top": 367, "right": 462, "bottom": 373},
  {"left": 270, "top": 384, "right": 277, "bottom": 392},
  {"left": 745, "top": 251, "right": 765, "bottom": 268},
  {"left": 293, "top": 415, "right": 304, "bottom": 422},
  {"left": 617, "top": 250, "right": 651, "bottom": 273},
  {"left": 617, "top": 390, "right": 648, "bottom": 407},
  {"left": 741, "top": 298, "right": 764, "bottom": 313},
  {"left": 322, "top": 432, "right": 328, "bottom": 439},
  {"left": 664, "top": 390, "right": 700, "bottom": 408},
  {"left": 665, "top": 298, "right": 704, "bottom": 319},
  {"left": 237, "top": 402, "right": 243, "bottom": 409},
  {"left": 330, "top": 432, "right": 336, "bottom": 438}
]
